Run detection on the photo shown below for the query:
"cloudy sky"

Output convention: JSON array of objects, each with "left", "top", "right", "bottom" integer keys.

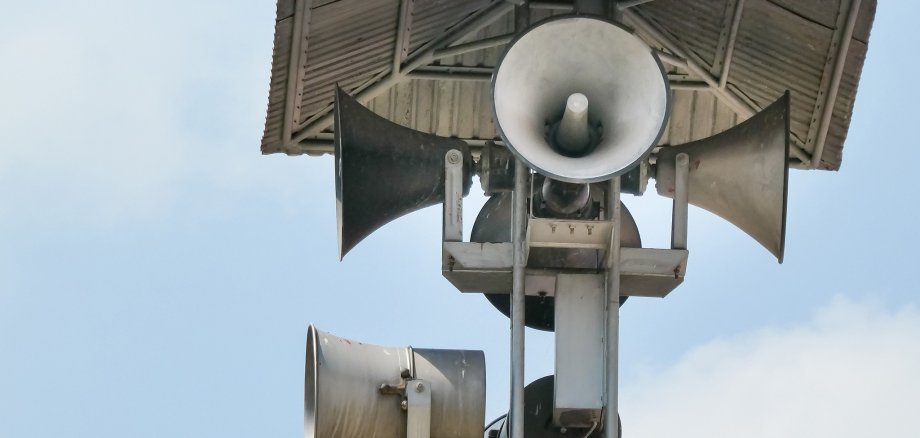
[{"left": 1, "top": 1, "right": 917, "bottom": 437}]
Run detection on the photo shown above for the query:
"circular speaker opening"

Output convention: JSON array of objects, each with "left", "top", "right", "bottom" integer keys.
[{"left": 493, "top": 16, "right": 670, "bottom": 183}]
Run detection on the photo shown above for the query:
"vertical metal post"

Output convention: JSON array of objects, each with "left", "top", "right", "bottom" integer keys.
[
  {"left": 510, "top": 160, "right": 527, "bottom": 438},
  {"left": 509, "top": 8, "right": 529, "bottom": 438},
  {"left": 671, "top": 153, "right": 689, "bottom": 250},
  {"left": 718, "top": 0, "right": 745, "bottom": 89},
  {"left": 406, "top": 380, "right": 432, "bottom": 438},
  {"left": 443, "top": 150, "right": 464, "bottom": 242},
  {"left": 604, "top": 177, "right": 621, "bottom": 438},
  {"left": 810, "top": 0, "right": 862, "bottom": 168}
]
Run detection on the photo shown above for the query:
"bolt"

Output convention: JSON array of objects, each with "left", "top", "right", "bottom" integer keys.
[
  {"left": 560, "top": 427, "right": 568, "bottom": 434},
  {"left": 447, "top": 150, "right": 462, "bottom": 164},
  {"left": 415, "top": 382, "right": 425, "bottom": 393},
  {"left": 401, "top": 399, "right": 408, "bottom": 411}
]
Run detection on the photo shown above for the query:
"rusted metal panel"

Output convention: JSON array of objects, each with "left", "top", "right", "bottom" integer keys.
[
  {"left": 408, "top": 0, "right": 493, "bottom": 54},
  {"left": 728, "top": 0, "right": 830, "bottom": 143},
  {"left": 821, "top": 38, "right": 869, "bottom": 170},
  {"left": 639, "top": 0, "right": 726, "bottom": 70},
  {"left": 262, "top": 0, "right": 876, "bottom": 170},
  {"left": 261, "top": 2, "right": 297, "bottom": 154},
  {"left": 298, "top": 0, "right": 398, "bottom": 122}
]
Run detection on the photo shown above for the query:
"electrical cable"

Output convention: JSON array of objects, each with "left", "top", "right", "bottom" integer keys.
[{"left": 483, "top": 414, "right": 508, "bottom": 432}]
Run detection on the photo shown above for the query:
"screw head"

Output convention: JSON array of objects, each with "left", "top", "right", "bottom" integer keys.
[
  {"left": 415, "top": 382, "right": 425, "bottom": 393},
  {"left": 447, "top": 150, "right": 462, "bottom": 164}
]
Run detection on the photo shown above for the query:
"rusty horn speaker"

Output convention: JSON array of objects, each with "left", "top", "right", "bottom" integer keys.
[
  {"left": 305, "top": 325, "right": 486, "bottom": 438},
  {"left": 334, "top": 87, "right": 473, "bottom": 259},
  {"left": 655, "top": 92, "right": 790, "bottom": 262},
  {"left": 492, "top": 16, "right": 670, "bottom": 183}
]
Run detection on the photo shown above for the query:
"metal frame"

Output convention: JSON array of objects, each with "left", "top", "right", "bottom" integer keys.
[
  {"left": 287, "top": 0, "right": 516, "bottom": 145},
  {"left": 280, "top": 0, "right": 865, "bottom": 170},
  {"left": 806, "top": 0, "right": 862, "bottom": 169},
  {"left": 405, "top": 380, "right": 432, "bottom": 438}
]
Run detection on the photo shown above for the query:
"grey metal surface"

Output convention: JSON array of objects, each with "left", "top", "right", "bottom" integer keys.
[
  {"left": 305, "top": 326, "right": 486, "bottom": 438},
  {"left": 333, "top": 88, "right": 472, "bottom": 258},
  {"left": 553, "top": 273, "right": 605, "bottom": 428},
  {"left": 603, "top": 176, "right": 621, "bottom": 438},
  {"left": 656, "top": 93, "right": 789, "bottom": 262},
  {"left": 670, "top": 152, "right": 689, "bottom": 250},
  {"left": 462, "top": 188, "right": 643, "bottom": 331},
  {"left": 406, "top": 380, "right": 432, "bottom": 438},
  {"left": 444, "top": 150, "right": 465, "bottom": 242},
  {"left": 494, "top": 376, "right": 613, "bottom": 437},
  {"left": 509, "top": 159, "right": 527, "bottom": 438},
  {"left": 263, "top": 0, "right": 875, "bottom": 171},
  {"left": 491, "top": 16, "right": 670, "bottom": 183}
]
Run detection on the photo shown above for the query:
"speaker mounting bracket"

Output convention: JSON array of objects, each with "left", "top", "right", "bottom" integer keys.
[
  {"left": 405, "top": 379, "right": 433, "bottom": 438},
  {"left": 441, "top": 167, "right": 690, "bottom": 298}
]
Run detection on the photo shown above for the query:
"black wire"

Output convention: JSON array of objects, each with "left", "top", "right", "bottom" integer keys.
[{"left": 483, "top": 413, "right": 508, "bottom": 432}]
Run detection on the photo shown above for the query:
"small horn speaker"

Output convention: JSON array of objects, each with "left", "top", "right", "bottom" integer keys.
[
  {"left": 305, "top": 325, "right": 486, "bottom": 438},
  {"left": 334, "top": 87, "right": 473, "bottom": 258},
  {"left": 492, "top": 16, "right": 670, "bottom": 183},
  {"left": 655, "top": 92, "right": 790, "bottom": 262}
]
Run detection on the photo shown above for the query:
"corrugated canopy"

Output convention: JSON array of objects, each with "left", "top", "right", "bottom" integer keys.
[{"left": 262, "top": 0, "right": 875, "bottom": 170}]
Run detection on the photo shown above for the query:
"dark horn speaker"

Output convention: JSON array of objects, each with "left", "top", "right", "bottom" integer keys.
[{"left": 334, "top": 87, "right": 473, "bottom": 259}]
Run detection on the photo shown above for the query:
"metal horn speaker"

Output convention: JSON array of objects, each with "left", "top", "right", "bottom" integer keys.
[
  {"left": 305, "top": 325, "right": 486, "bottom": 438},
  {"left": 655, "top": 92, "right": 790, "bottom": 262},
  {"left": 334, "top": 87, "right": 473, "bottom": 259},
  {"left": 492, "top": 16, "right": 670, "bottom": 183}
]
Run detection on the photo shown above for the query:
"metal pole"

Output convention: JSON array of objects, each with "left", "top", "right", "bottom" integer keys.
[
  {"left": 431, "top": 34, "right": 515, "bottom": 60},
  {"left": 507, "top": 6, "right": 529, "bottom": 437},
  {"left": 509, "top": 159, "right": 527, "bottom": 438},
  {"left": 810, "top": 0, "right": 861, "bottom": 169},
  {"left": 718, "top": 0, "right": 745, "bottom": 90},
  {"left": 671, "top": 153, "right": 689, "bottom": 250},
  {"left": 625, "top": 9, "right": 757, "bottom": 118},
  {"left": 604, "top": 177, "right": 621, "bottom": 438},
  {"left": 616, "top": 0, "right": 655, "bottom": 10}
]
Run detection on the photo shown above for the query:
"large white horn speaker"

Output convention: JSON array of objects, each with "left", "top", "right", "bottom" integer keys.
[
  {"left": 492, "top": 16, "right": 670, "bottom": 183},
  {"left": 305, "top": 326, "right": 486, "bottom": 438}
]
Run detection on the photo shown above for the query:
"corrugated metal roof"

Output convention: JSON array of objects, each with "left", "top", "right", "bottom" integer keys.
[{"left": 262, "top": 0, "right": 876, "bottom": 170}]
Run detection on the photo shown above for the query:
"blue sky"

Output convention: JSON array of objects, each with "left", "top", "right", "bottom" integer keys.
[{"left": 1, "top": 2, "right": 918, "bottom": 437}]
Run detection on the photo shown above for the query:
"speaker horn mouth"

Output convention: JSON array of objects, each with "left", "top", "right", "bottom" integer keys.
[{"left": 492, "top": 15, "right": 671, "bottom": 183}]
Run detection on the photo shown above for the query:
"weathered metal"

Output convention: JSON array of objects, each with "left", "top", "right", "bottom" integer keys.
[
  {"left": 334, "top": 88, "right": 472, "bottom": 258},
  {"left": 305, "top": 326, "right": 486, "bottom": 438},
  {"left": 264, "top": 0, "right": 875, "bottom": 171},
  {"left": 656, "top": 93, "right": 790, "bottom": 262}
]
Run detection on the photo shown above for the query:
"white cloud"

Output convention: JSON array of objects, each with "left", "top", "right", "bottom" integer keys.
[{"left": 622, "top": 297, "right": 920, "bottom": 438}]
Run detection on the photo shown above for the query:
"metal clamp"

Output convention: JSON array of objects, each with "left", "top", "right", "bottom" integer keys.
[{"left": 443, "top": 149, "right": 464, "bottom": 242}]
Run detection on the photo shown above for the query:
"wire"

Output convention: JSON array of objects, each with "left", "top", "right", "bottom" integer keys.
[
  {"left": 483, "top": 414, "right": 508, "bottom": 432},
  {"left": 581, "top": 421, "right": 598, "bottom": 438}
]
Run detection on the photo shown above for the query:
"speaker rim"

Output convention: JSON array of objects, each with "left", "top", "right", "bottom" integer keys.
[
  {"left": 778, "top": 90, "right": 790, "bottom": 263},
  {"left": 490, "top": 14, "right": 672, "bottom": 183}
]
